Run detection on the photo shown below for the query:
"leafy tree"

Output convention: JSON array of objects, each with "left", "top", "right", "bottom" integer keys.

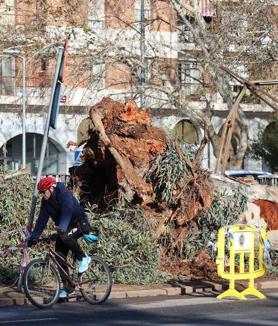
[{"left": 250, "top": 117, "right": 278, "bottom": 172}]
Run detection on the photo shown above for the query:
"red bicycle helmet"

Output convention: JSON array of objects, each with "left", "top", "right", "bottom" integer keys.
[{"left": 37, "top": 176, "right": 56, "bottom": 191}]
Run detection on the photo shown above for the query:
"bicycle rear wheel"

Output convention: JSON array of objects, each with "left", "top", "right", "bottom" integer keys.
[
  {"left": 79, "top": 255, "right": 112, "bottom": 304},
  {"left": 23, "top": 258, "right": 60, "bottom": 308}
]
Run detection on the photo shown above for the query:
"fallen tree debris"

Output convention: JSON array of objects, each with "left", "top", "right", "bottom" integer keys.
[
  {"left": 0, "top": 168, "right": 30, "bottom": 182},
  {"left": 253, "top": 199, "right": 278, "bottom": 230},
  {"left": 69, "top": 97, "right": 212, "bottom": 223},
  {"left": 0, "top": 97, "right": 256, "bottom": 284},
  {"left": 67, "top": 97, "right": 223, "bottom": 280}
]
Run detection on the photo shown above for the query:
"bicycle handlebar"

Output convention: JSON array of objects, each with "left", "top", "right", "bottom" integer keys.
[{"left": 34, "top": 233, "right": 100, "bottom": 245}]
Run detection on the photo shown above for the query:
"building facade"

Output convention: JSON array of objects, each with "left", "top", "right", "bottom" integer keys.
[{"left": 0, "top": 0, "right": 276, "bottom": 175}]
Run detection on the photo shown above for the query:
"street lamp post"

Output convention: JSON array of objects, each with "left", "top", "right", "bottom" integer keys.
[
  {"left": 140, "top": 0, "right": 146, "bottom": 109},
  {"left": 1, "top": 51, "right": 27, "bottom": 168},
  {"left": 21, "top": 55, "right": 26, "bottom": 168}
]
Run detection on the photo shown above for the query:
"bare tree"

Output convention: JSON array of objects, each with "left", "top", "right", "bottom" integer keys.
[{"left": 1, "top": 0, "right": 277, "bottom": 168}]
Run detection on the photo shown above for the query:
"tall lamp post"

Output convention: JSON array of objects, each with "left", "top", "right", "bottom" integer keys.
[
  {"left": 140, "top": 0, "right": 146, "bottom": 109},
  {"left": 2, "top": 51, "right": 26, "bottom": 168}
]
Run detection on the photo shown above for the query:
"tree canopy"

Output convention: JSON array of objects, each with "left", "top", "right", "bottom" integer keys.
[
  {"left": 0, "top": 0, "right": 277, "bottom": 169},
  {"left": 250, "top": 116, "right": 278, "bottom": 172}
]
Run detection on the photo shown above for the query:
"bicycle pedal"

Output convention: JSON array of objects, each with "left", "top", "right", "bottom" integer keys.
[{"left": 67, "top": 295, "right": 83, "bottom": 302}]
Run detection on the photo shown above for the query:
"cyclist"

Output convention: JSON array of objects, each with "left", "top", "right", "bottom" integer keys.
[{"left": 27, "top": 176, "right": 96, "bottom": 298}]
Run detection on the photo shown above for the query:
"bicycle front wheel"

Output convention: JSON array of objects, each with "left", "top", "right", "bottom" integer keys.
[
  {"left": 23, "top": 258, "right": 60, "bottom": 308},
  {"left": 79, "top": 255, "right": 112, "bottom": 304}
]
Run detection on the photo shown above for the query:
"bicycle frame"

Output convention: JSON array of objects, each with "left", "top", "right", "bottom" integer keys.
[
  {"left": 17, "top": 226, "right": 31, "bottom": 292},
  {"left": 17, "top": 243, "right": 29, "bottom": 291},
  {"left": 44, "top": 244, "right": 77, "bottom": 289},
  {"left": 46, "top": 246, "right": 97, "bottom": 289}
]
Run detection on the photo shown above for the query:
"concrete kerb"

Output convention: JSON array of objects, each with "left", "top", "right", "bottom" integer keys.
[
  {"left": 1, "top": 280, "right": 278, "bottom": 307},
  {"left": 0, "top": 286, "right": 28, "bottom": 307},
  {"left": 0, "top": 283, "right": 198, "bottom": 307},
  {"left": 111, "top": 284, "right": 182, "bottom": 299}
]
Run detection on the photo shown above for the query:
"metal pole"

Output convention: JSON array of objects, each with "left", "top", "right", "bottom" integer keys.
[
  {"left": 28, "top": 47, "right": 64, "bottom": 227},
  {"left": 21, "top": 56, "right": 26, "bottom": 168},
  {"left": 140, "top": 0, "right": 145, "bottom": 109}
]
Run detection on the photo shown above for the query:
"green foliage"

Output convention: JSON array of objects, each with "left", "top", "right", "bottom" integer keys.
[
  {"left": 0, "top": 169, "right": 261, "bottom": 284},
  {"left": 0, "top": 174, "right": 169, "bottom": 284},
  {"left": 268, "top": 250, "right": 278, "bottom": 276},
  {"left": 148, "top": 142, "right": 197, "bottom": 205},
  {"left": 250, "top": 117, "right": 278, "bottom": 172},
  {"left": 84, "top": 207, "right": 170, "bottom": 284},
  {"left": 182, "top": 187, "right": 248, "bottom": 259},
  {"left": 0, "top": 172, "right": 34, "bottom": 284},
  {"left": 0, "top": 177, "right": 33, "bottom": 224}
]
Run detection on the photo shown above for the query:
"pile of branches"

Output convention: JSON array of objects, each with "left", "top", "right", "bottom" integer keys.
[
  {"left": 148, "top": 141, "right": 212, "bottom": 240},
  {"left": 0, "top": 165, "right": 250, "bottom": 284},
  {"left": 84, "top": 206, "right": 170, "bottom": 284},
  {"left": 0, "top": 168, "right": 57, "bottom": 284},
  {"left": 159, "top": 188, "right": 248, "bottom": 281},
  {"left": 0, "top": 169, "right": 33, "bottom": 283},
  {"left": 0, "top": 168, "right": 169, "bottom": 285}
]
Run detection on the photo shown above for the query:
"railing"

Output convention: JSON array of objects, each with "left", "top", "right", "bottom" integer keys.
[
  {"left": 31, "top": 175, "right": 71, "bottom": 187},
  {"left": 42, "top": 174, "right": 71, "bottom": 185},
  {"left": 257, "top": 175, "right": 278, "bottom": 187},
  {"left": 54, "top": 174, "right": 71, "bottom": 184}
]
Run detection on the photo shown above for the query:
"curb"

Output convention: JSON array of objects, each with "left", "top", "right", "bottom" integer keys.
[
  {"left": 1, "top": 280, "right": 278, "bottom": 307},
  {"left": 110, "top": 286, "right": 182, "bottom": 299}
]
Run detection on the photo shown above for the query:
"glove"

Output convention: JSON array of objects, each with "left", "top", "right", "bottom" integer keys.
[
  {"left": 83, "top": 233, "right": 100, "bottom": 243},
  {"left": 78, "top": 220, "right": 91, "bottom": 234},
  {"left": 26, "top": 237, "right": 37, "bottom": 248},
  {"left": 48, "top": 233, "right": 58, "bottom": 241}
]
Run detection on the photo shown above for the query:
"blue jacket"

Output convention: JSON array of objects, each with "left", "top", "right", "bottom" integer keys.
[{"left": 30, "top": 182, "right": 88, "bottom": 241}]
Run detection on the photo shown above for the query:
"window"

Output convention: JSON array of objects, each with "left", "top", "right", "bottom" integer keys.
[
  {"left": 178, "top": 61, "right": 201, "bottom": 96},
  {"left": 201, "top": 0, "right": 215, "bottom": 18},
  {"left": 40, "top": 58, "right": 48, "bottom": 71},
  {"left": 0, "top": 57, "right": 15, "bottom": 95},
  {"left": 88, "top": 18, "right": 104, "bottom": 31},
  {"left": 134, "top": 0, "right": 151, "bottom": 31},
  {"left": 88, "top": 0, "right": 105, "bottom": 31},
  {"left": 0, "top": 0, "right": 15, "bottom": 26},
  {"left": 89, "top": 63, "right": 104, "bottom": 89},
  {"left": 176, "top": 14, "right": 195, "bottom": 43}
]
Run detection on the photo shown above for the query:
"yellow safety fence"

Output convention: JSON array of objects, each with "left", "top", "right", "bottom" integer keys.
[{"left": 216, "top": 224, "right": 268, "bottom": 300}]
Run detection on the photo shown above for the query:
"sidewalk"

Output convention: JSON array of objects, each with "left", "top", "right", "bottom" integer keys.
[{"left": 1, "top": 279, "right": 278, "bottom": 307}]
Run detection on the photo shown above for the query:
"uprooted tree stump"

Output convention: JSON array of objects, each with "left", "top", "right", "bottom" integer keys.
[
  {"left": 69, "top": 97, "right": 167, "bottom": 206},
  {"left": 69, "top": 97, "right": 214, "bottom": 275}
]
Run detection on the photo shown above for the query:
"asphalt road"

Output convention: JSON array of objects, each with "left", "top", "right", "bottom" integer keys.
[{"left": 1, "top": 291, "right": 278, "bottom": 326}]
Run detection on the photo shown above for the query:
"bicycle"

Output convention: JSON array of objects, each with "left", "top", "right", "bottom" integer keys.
[
  {"left": 22, "top": 237, "right": 112, "bottom": 308},
  {"left": 0, "top": 225, "right": 30, "bottom": 291}
]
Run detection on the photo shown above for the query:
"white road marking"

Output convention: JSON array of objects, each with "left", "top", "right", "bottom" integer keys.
[{"left": 0, "top": 318, "right": 58, "bottom": 324}]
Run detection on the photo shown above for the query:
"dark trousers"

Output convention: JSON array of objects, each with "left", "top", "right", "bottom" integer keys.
[{"left": 55, "top": 225, "right": 85, "bottom": 291}]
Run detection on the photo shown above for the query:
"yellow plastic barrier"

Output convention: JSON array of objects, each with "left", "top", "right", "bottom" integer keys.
[{"left": 216, "top": 224, "right": 268, "bottom": 300}]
